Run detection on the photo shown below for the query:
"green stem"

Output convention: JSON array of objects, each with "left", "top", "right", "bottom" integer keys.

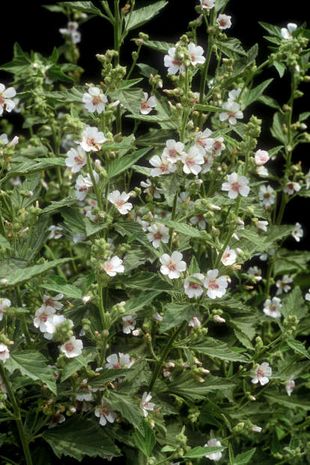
[
  {"left": 86, "top": 153, "right": 104, "bottom": 211},
  {"left": 127, "top": 44, "right": 142, "bottom": 79},
  {"left": 0, "top": 365, "right": 33, "bottom": 465},
  {"left": 198, "top": 10, "right": 215, "bottom": 127},
  {"left": 168, "top": 190, "right": 178, "bottom": 250}
]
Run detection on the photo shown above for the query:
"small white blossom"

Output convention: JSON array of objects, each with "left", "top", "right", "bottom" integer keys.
[
  {"left": 305, "top": 289, "right": 310, "bottom": 301},
  {"left": 80, "top": 126, "right": 106, "bottom": 152},
  {"left": 188, "top": 43, "right": 206, "bottom": 66},
  {"left": 160, "top": 251, "right": 187, "bottom": 279},
  {"left": 108, "top": 190, "right": 133, "bottom": 215},
  {"left": 59, "top": 21, "right": 81, "bottom": 44},
  {"left": 162, "top": 139, "right": 185, "bottom": 163},
  {"left": 213, "top": 314, "right": 226, "bottom": 323},
  {"left": 82, "top": 86, "right": 107, "bottom": 114},
  {"left": 65, "top": 147, "right": 87, "bottom": 173},
  {"left": 60, "top": 336, "right": 83, "bottom": 358},
  {"left": 0, "top": 133, "right": 19, "bottom": 147},
  {"left": 251, "top": 362, "right": 272, "bottom": 386},
  {"left": 194, "top": 128, "right": 213, "bottom": 153},
  {"left": 76, "top": 379, "right": 93, "bottom": 402},
  {"left": 252, "top": 425, "right": 262, "bottom": 433},
  {"left": 248, "top": 266, "right": 262, "bottom": 282},
  {"left": 164, "top": 47, "right": 184, "bottom": 75},
  {"left": 184, "top": 273, "right": 205, "bottom": 299},
  {"left": 255, "top": 149, "right": 270, "bottom": 166},
  {"left": 41, "top": 294, "right": 64, "bottom": 311},
  {"left": 219, "top": 101, "right": 243, "bottom": 125},
  {"left": 105, "top": 352, "right": 134, "bottom": 369},
  {"left": 190, "top": 214, "right": 206, "bottom": 229},
  {"left": 259, "top": 185, "right": 276, "bottom": 208},
  {"left": 43, "top": 315, "right": 69, "bottom": 340},
  {"left": 255, "top": 220, "right": 269, "bottom": 232},
  {"left": 221, "top": 246, "right": 237, "bottom": 266},
  {"left": 0, "top": 343, "right": 10, "bottom": 362},
  {"left": 102, "top": 256, "right": 124, "bottom": 277},
  {"left": 281, "top": 23, "right": 297, "bottom": 40},
  {"left": 285, "top": 379, "right": 295, "bottom": 396},
  {"left": 33, "top": 306, "right": 56, "bottom": 333},
  {"left": 181, "top": 146, "right": 204, "bottom": 175},
  {"left": 188, "top": 316, "right": 202, "bottom": 328},
  {"left": 149, "top": 154, "right": 176, "bottom": 177},
  {"left": 221, "top": 172, "right": 250, "bottom": 199},
  {"left": 0, "top": 83, "right": 16, "bottom": 115},
  {"left": 291, "top": 222, "right": 303, "bottom": 242},
  {"left": 276, "top": 275, "right": 293, "bottom": 295},
  {"left": 200, "top": 0, "right": 215, "bottom": 9},
  {"left": 204, "top": 438, "right": 223, "bottom": 461},
  {"left": 140, "top": 178, "right": 162, "bottom": 198},
  {"left": 75, "top": 174, "right": 95, "bottom": 201},
  {"left": 263, "top": 297, "right": 282, "bottom": 319},
  {"left": 95, "top": 403, "right": 116, "bottom": 426},
  {"left": 147, "top": 223, "right": 169, "bottom": 248},
  {"left": 140, "top": 392, "right": 155, "bottom": 417},
  {"left": 140, "top": 92, "right": 157, "bottom": 114},
  {"left": 122, "top": 315, "right": 136, "bottom": 334},
  {"left": 284, "top": 181, "right": 301, "bottom": 195},
  {"left": 217, "top": 14, "right": 232, "bottom": 30},
  {"left": 211, "top": 137, "right": 225, "bottom": 156},
  {"left": 0, "top": 298, "right": 11, "bottom": 322},
  {"left": 204, "top": 269, "right": 229, "bottom": 299}
]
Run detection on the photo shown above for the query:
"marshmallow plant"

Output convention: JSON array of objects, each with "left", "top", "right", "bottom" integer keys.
[{"left": 0, "top": 1, "right": 309, "bottom": 465}]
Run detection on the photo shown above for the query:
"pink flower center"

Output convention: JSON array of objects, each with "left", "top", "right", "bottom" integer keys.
[
  {"left": 92, "top": 95, "right": 102, "bottom": 105},
  {"left": 141, "top": 101, "right": 150, "bottom": 110},
  {"left": 86, "top": 137, "right": 100, "bottom": 150},
  {"left": 167, "top": 261, "right": 176, "bottom": 271},
  {"left": 153, "top": 232, "right": 163, "bottom": 240},
  {"left": 231, "top": 182, "right": 241, "bottom": 192},
  {"left": 208, "top": 279, "right": 219, "bottom": 290},
  {"left": 74, "top": 155, "right": 85, "bottom": 165},
  {"left": 168, "top": 148, "right": 177, "bottom": 158},
  {"left": 0, "top": 96, "right": 5, "bottom": 106},
  {"left": 64, "top": 342, "right": 74, "bottom": 353},
  {"left": 256, "top": 368, "right": 265, "bottom": 378}
]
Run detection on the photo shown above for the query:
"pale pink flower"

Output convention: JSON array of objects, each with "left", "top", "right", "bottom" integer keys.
[
  {"left": 43, "top": 315, "right": 71, "bottom": 341},
  {"left": 190, "top": 214, "right": 206, "bottom": 229},
  {"left": 201, "top": 152, "right": 214, "bottom": 173},
  {"left": 181, "top": 146, "right": 204, "bottom": 175},
  {"left": 65, "top": 147, "right": 87, "bottom": 173},
  {"left": 147, "top": 223, "right": 169, "bottom": 248},
  {"left": 122, "top": 315, "right": 136, "bottom": 334},
  {"left": 251, "top": 362, "right": 272, "bottom": 386},
  {"left": 221, "top": 246, "right": 237, "bottom": 266},
  {"left": 281, "top": 23, "right": 297, "bottom": 40},
  {"left": 164, "top": 47, "right": 184, "bottom": 75},
  {"left": 140, "top": 92, "right": 157, "bottom": 115},
  {"left": 140, "top": 178, "right": 162, "bottom": 198},
  {"left": 285, "top": 379, "right": 295, "bottom": 396},
  {"left": 0, "top": 343, "right": 10, "bottom": 362},
  {"left": 188, "top": 43, "right": 206, "bottom": 66},
  {"left": 47, "top": 225, "right": 63, "bottom": 240},
  {"left": 42, "top": 294, "right": 63, "bottom": 311},
  {"left": 284, "top": 181, "right": 301, "bottom": 195},
  {"left": 59, "top": 21, "right": 81, "bottom": 44},
  {"left": 255, "top": 149, "right": 270, "bottom": 166},
  {"left": 33, "top": 306, "right": 56, "bottom": 332},
  {"left": 252, "top": 425, "right": 262, "bottom": 433},
  {"left": 108, "top": 190, "right": 133, "bottom": 215},
  {"left": 221, "top": 172, "right": 250, "bottom": 199},
  {"left": 95, "top": 403, "right": 116, "bottom": 426},
  {"left": 160, "top": 251, "right": 187, "bottom": 279},
  {"left": 83, "top": 86, "right": 107, "bottom": 114},
  {"left": 75, "top": 174, "right": 95, "bottom": 201},
  {"left": 219, "top": 101, "right": 243, "bottom": 125},
  {"left": 291, "top": 222, "right": 303, "bottom": 242},
  {"left": 194, "top": 128, "right": 213, "bottom": 154},
  {"left": 140, "top": 392, "right": 155, "bottom": 417},
  {"left": 0, "top": 298, "right": 11, "bottom": 322},
  {"left": 204, "top": 438, "right": 223, "bottom": 461},
  {"left": 188, "top": 316, "right": 202, "bottom": 328},
  {"left": 76, "top": 379, "right": 93, "bottom": 402},
  {"left": 248, "top": 266, "right": 262, "bottom": 282},
  {"left": 228, "top": 88, "right": 241, "bottom": 101},
  {"left": 149, "top": 155, "right": 176, "bottom": 177},
  {"left": 276, "top": 275, "right": 293, "bottom": 295},
  {"left": 200, "top": 0, "right": 215, "bottom": 9},
  {"left": 217, "top": 14, "right": 232, "bottom": 30},
  {"left": 211, "top": 137, "right": 225, "bottom": 156},
  {"left": 105, "top": 352, "right": 134, "bottom": 369},
  {"left": 162, "top": 139, "right": 185, "bottom": 163},
  {"left": 255, "top": 220, "right": 269, "bottom": 232},
  {"left": 60, "top": 336, "right": 83, "bottom": 358},
  {"left": 0, "top": 133, "right": 19, "bottom": 147},
  {"left": 204, "top": 269, "right": 229, "bottom": 299},
  {"left": 263, "top": 297, "right": 282, "bottom": 319},
  {"left": 80, "top": 126, "right": 106, "bottom": 152},
  {"left": 102, "top": 256, "right": 124, "bottom": 277},
  {"left": 184, "top": 273, "right": 205, "bottom": 299},
  {"left": 0, "top": 83, "right": 16, "bottom": 115},
  {"left": 259, "top": 185, "right": 276, "bottom": 208}
]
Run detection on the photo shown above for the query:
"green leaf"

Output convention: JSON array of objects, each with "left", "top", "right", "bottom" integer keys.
[
  {"left": 43, "top": 417, "right": 120, "bottom": 460},
  {"left": 132, "top": 421, "right": 156, "bottom": 458},
  {"left": 40, "top": 197, "right": 77, "bottom": 214},
  {"left": 0, "top": 158, "right": 65, "bottom": 185},
  {"left": 271, "top": 112, "right": 288, "bottom": 144},
  {"left": 124, "top": 291, "right": 162, "bottom": 314},
  {"left": 189, "top": 337, "right": 249, "bottom": 362},
  {"left": 281, "top": 287, "right": 307, "bottom": 319},
  {"left": 60, "top": 1, "right": 103, "bottom": 16},
  {"left": 137, "top": 62, "right": 158, "bottom": 78},
  {"left": 264, "top": 393, "right": 310, "bottom": 411},
  {"left": 124, "top": 1, "right": 168, "bottom": 33},
  {"left": 0, "top": 235, "right": 10, "bottom": 251},
  {"left": 233, "top": 448, "right": 256, "bottom": 465},
  {"left": 40, "top": 278, "right": 83, "bottom": 300},
  {"left": 273, "top": 61, "right": 286, "bottom": 78},
  {"left": 184, "top": 446, "right": 224, "bottom": 459},
  {"left": 6, "top": 351, "right": 56, "bottom": 394},
  {"left": 243, "top": 79, "right": 273, "bottom": 107},
  {"left": 259, "top": 22, "right": 282, "bottom": 37},
  {"left": 107, "top": 391, "right": 143, "bottom": 431},
  {"left": 258, "top": 95, "right": 280, "bottom": 109},
  {"left": 160, "top": 303, "right": 196, "bottom": 333},
  {"left": 122, "top": 272, "right": 173, "bottom": 292},
  {"left": 0, "top": 258, "right": 71, "bottom": 286},
  {"left": 165, "top": 374, "right": 235, "bottom": 401},
  {"left": 286, "top": 338, "right": 310, "bottom": 360},
  {"left": 143, "top": 39, "right": 175, "bottom": 53},
  {"left": 216, "top": 38, "right": 247, "bottom": 58},
  {"left": 61, "top": 350, "right": 97, "bottom": 382},
  {"left": 107, "top": 148, "right": 150, "bottom": 179}
]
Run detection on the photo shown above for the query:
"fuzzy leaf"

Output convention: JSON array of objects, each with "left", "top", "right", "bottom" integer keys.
[
  {"left": 281, "top": 287, "right": 307, "bottom": 319},
  {"left": 160, "top": 303, "right": 196, "bottom": 333},
  {"left": 189, "top": 338, "right": 249, "bottom": 362},
  {"left": 184, "top": 446, "right": 225, "bottom": 459},
  {"left": 107, "top": 148, "right": 150, "bottom": 178},
  {"left": 233, "top": 448, "right": 256, "bottom": 465},
  {"left": 40, "top": 279, "right": 83, "bottom": 300},
  {"left": 243, "top": 79, "right": 273, "bottom": 106},
  {"left": 124, "top": 1, "right": 168, "bottom": 32},
  {"left": 286, "top": 338, "right": 310, "bottom": 360},
  {"left": 132, "top": 422, "right": 156, "bottom": 458},
  {"left": 107, "top": 391, "right": 143, "bottom": 431},
  {"left": 0, "top": 258, "right": 71, "bottom": 286}
]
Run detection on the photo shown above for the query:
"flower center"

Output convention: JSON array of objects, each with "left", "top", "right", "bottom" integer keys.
[
  {"left": 92, "top": 95, "right": 102, "bottom": 105},
  {"left": 231, "top": 182, "right": 241, "bottom": 192},
  {"left": 208, "top": 279, "right": 219, "bottom": 290},
  {"left": 64, "top": 342, "right": 74, "bottom": 352}
]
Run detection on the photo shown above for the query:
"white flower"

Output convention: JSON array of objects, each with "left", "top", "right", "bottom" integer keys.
[
  {"left": 281, "top": 23, "right": 297, "bottom": 40},
  {"left": 194, "top": 128, "right": 213, "bottom": 154},
  {"left": 0, "top": 298, "right": 11, "bottom": 322},
  {"left": 147, "top": 223, "right": 169, "bottom": 248},
  {"left": 219, "top": 101, "right": 243, "bottom": 125},
  {"left": 263, "top": 297, "right": 282, "bottom": 319},
  {"left": 108, "top": 190, "right": 133, "bottom": 215},
  {"left": 204, "top": 438, "right": 223, "bottom": 461},
  {"left": 213, "top": 314, "right": 226, "bottom": 323},
  {"left": 211, "top": 137, "right": 225, "bottom": 156},
  {"left": 75, "top": 174, "right": 94, "bottom": 201},
  {"left": 65, "top": 147, "right": 87, "bottom": 173},
  {"left": 201, "top": 152, "right": 214, "bottom": 173},
  {"left": 221, "top": 246, "right": 237, "bottom": 266},
  {"left": 80, "top": 126, "right": 106, "bottom": 152},
  {"left": 76, "top": 379, "right": 93, "bottom": 402},
  {"left": 105, "top": 352, "right": 134, "bottom": 369},
  {"left": 217, "top": 14, "right": 232, "bottom": 30},
  {"left": 221, "top": 172, "right": 250, "bottom": 199},
  {"left": 200, "top": 0, "right": 215, "bottom": 9},
  {"left": 256, "top": 165, "right": 269, "bottom": 177},
  {"left": 43, "top": 315, "right": 69, "bottom": 340},
  {"left": 276, "top": 275, "right": 293, "bottom": 295},
  {"left": 190, "top": 214, "right": 206, "bottom": 229},
  {"left": 160, "top": 251, "right": 187, "bottom": 279},
  {"left": 102, "top": 256, "right": 124, "bottom": 277},
  {"left": 42, "top": 294, "right": 64, "bottom": 311},
  {"left": 82, "top": 86, "right": 107, "bottom": 114},
  {"left": 204, "top": 269, "right": 229, "bottom": 299},
  {"left": 305, "top": 289, "right": 310, "bottom": 301},
  {"left": 47, "top": 225, "right": 63, "bottom": 240},
  {"left": 252, "top": 425, "right": 262, "bottom": 433},
  {"left": 259, "top": 185, "right": 276, "bottom": 208},
  {"left": 255, "top": 149, "right": 270, "bottom": 166},
  {"left": 0, "top": 83, "right": 16, "bottom": 115},
  {"left": 181, "top": 146, "right": 204, "bottom": 175},
  {"left": 140, "top": 178, "right": 162, "bottom": 198},
  {"left": 140, "top": 92, "right": 157, "bottom": 115},
  {"left": 188, "top": 316, "right": 202, "bottom": 328},
  {"left": 184, "top": 273, "right": 205, "bottom": 299},
  {"left": 0, "top": 343, "right": 10, "bottom": 362},
  {"left": 251, "top": 362, "right": 272, "bottom": 386},
  {"left": 149, "top": 155, "right": 176, "bottom": 177},
  {"left": 59, "top": 21, "right": 81, "bottom": 44},
  {"left": 33, "top": 306, "right": 56, "bottom": 333},
  {"left": 95, "top": 403, "right": 116, "bottom": 426},
  {"left": 162, "top": 139, "right": 185, "bottom": 163},
  {"left": 122, "top": 315, "right": 136, "bottom": 334},
  {"left": 285, "top": 379, "right": 295, "bottom": 396},
  {"left": 140, "top": 392, "right": 155, "bottom": 417},
  {"left": 0, "top": 133, "right": 19, "bottom": 147},
  {"left": 248, "top": 266, "right": 262, "bottom": 282},
  {"left": 255, "top": 220, "right": 269, "bottom": 232},
  {"left": 291, "top": 222, "right": 303, "bottom": 242},
  {"left": 188, "top": 43, "right": 206, "bottom": 66},
  {"left": 228, "top": 88, "right": 241, "bottom": 102},
  {"left": 284, "top": 181, "right": 301, "bottom": 195},
  {"left": 60, "top": 336, "right": 83, "bottom": 358},
  {"left": 164, "top": 47, "right": 184, "bottom": 75}
]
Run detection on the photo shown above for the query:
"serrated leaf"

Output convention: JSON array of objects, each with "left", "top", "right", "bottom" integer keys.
[
  {"left": 189, "top": 337, "right": 249, "bottom": 362},
  {"left": 287, "top": 338, "right": 310, "bottom": 359},
  {"left": 160, "top": 303, "right": 196, "bottom": 333},
  {"left": 282, "top": 287, "right": 307, "bottom": 319},
  {"left": 0, "top": 258, "right": 71, "bottom": 286},
  {"left": 43, "top": 417, "right": 120, "bottom": 460},
  {"left": 143, "top": 39, "right": 175, "bottom": 53},
  {"left": 165, "top": 374, "right": 235, "bottom": 401},
  {"left": 0, "top": 158, "right": 65, "bottom": 185},
  {"left": 184, "top": 446, "right": 225, "bottom": 459},
  {"left": 273, "top": 61, "right": 286, "bottom": 78},
  {"left": 264, "top": 393, "right": 310, "bottom": 411},
  {"left": 124, "top": 291, "right": 162, "bottom": 314},
  {"left": 233, "top": 448, "right": 256, "bottom": 465},
  {"left": 161, "top": 220, "right": 205, "bottom": 239},
  {"left": 6, "top": 351, "right": 56, "bottom": 394},
  {"left": 40, "top": 279, "right": 83, "bottom": 300},
  {"left": 132, "top": 421, "right": 156, "bottom": 458},
  {"left": 243, "top": 79, "right": 273, "bottom": 107},
  {"left": 124, "top": 1, "right": 168, "bottom": 33},
  {"left": 271, "top": 112, "right": 288, "bottom": 144},
  {"left": 122, "top": 272, "right": 173, "bottom": 292},
  {"left": 61, "top": 350, "right": 97, "bottom": 382},
  {"left": 107, "top": 148, "right": 150, "bottom": 178},
  {"left": 107, "top": 391, "right": 143, "bottom": 431},
  {"left": 60, "top": 1, "right": 103, "bottom": 16},
  {"left": 0, "top": 235, "right": 10, "bottom": 250}
]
